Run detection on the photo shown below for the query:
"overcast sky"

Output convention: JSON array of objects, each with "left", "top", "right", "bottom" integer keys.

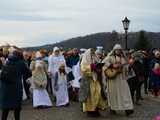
[{"left": 0, "top": 0, "right": 159, "bottom": 47}]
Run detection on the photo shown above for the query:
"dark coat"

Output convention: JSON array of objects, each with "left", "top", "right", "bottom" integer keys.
[
  {"left": 66, "top": 55, "right": 80, "bottom": 68},
  {"left": 132, "top": 60, "right": 145, "bottom": 78},
  {"left": 0, "top": 54, "right": 31, "bottom": 109},
  {"left": 149, "top": 58, "right": 160, "bottom": 89},
  {"left": 127, "top": 60, "right": 145, "bottom": 93},
  {"left": 143, "top": 57, "right": 150, "bottom": 77}
]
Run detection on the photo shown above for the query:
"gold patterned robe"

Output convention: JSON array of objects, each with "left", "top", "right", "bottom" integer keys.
[{"left": 81, "top": 64, "right": 107, "bottom": 112}]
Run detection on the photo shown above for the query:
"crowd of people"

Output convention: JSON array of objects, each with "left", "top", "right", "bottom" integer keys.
[{"left": 0, "top": 44, "right": 160, "bottom": 120}]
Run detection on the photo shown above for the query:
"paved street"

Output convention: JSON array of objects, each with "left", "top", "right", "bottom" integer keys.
[{"left": 0, "top": 94, "right": 160, "bottom": 120}]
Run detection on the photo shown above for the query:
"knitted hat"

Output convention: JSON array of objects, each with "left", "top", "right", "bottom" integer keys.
[{"left": 113, "top": 44, "right": 122, "bottom": 50}]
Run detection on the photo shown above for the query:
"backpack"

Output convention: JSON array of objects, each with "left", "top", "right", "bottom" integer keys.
[{"left": 0, "top": 62, "right": 18, "bottom": 84}]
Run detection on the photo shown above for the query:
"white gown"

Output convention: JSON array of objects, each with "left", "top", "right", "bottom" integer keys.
[
  {"left": 22, "top": 79, "right": 27, "bottom": 101},
  {"left": 23, "top": 87, "right": 27, "bottom": 101},
  {"left": 55, "top": 73, "right": 69, "bottom": 107},
  {"left": 32, "top": 61, "right": 53, "bottom": 108},
  {"left": 48, "top": 55, "right": 66, "bottom": 95},
  {"left": 71, "top": 62, "right": 82, "bottom": 88},
  {"left": 33, "top": 89, "right": 52, "bottom": 107}
]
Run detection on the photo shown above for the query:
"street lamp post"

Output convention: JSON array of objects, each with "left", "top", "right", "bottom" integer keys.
[{"left": 122, "top": 17, "right": 130, "bottom": 50}]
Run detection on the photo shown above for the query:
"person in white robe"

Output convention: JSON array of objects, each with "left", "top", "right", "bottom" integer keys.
[
  {"left": 54, "top": 64, "right": 69, "bottom": 107},
  {"left": 70, "top": 48, "right": 81, "bottom": 89},
  {"left": 31, "top": 52, "right": 52, "bottom": 108},
  {"left": 48, "top": 47, "right": 66, "bottom": 96},
  {"left": 102, "top": 44, "right": 134, "bottom": 116},
  {"left": 72, "top": 61, "right": 81, "bottom": 89}
]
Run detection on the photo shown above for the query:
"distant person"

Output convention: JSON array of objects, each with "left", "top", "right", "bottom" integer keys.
[
  {"left": 0, "top": 47, "right": 32, "bottom": 120},
  {"left": 128, "top": 52, "right": 145, "bottom": 105},
  {"left": 95, "top": 49, "right": 104, "bottom": 63},
  {"left": 141, "top": 51, "right": 150, "bottom": 94},
  {"left": 71, "top": 48, "right": 82, "bottom": 101},
  {"left": 66, "top": 48, "right": 81, "bottom": 101},
  {"left": 0, "top": 48, "right": 4, "bottom": 70},
  {"left": 23, "top": 51, "right": 32, "bottom": 99},
  {"left": 150, "top": 50, "right": 160, "bottom": 97}
]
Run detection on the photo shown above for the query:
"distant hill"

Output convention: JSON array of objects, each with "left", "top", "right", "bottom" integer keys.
[{"left": 24, "top": 31, "right": 160, "bottom": 51}]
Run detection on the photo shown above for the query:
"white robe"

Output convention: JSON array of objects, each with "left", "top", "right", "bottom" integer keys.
[
  {"left": 55, "top": 73, "right": 69, "bottom": 107},
  {"left": 103, "top": 55, "right": 133, "bottom": 110},
  {"left": 31, "top": 61, "right": 53, "bottom": 108},
  {"left": 48, "top": 55, "right": 66, "bottom": 95},
  {"left": 23, "top": 87, "right": 27, "bottom": 101},
  {"left": 22, "top": 79, "right": 27, "bottom": 101},
  {"left": 71, "top": 62, "right": 82, "bottom": 88},
  {"left": 33, "top": 89, "right": 52, "bottom": 107}
]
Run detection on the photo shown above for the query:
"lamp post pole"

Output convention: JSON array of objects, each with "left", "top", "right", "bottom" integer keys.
[
  {"left": 122, "top": 17, "right": 130, "bottom": 50},
  {"left": 125, "top": 30, "right": 128, "bottom": 50}
]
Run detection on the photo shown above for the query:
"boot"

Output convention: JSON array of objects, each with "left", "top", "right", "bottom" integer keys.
[
  {"left": 110, "top": 110, "right": 117, "bottom": 115},
  {"left": 125, "top": 110, "right": 134, "bottom": 116},
  {"left": 87, "top": 111, "right": 100, "bottom": 117}
]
